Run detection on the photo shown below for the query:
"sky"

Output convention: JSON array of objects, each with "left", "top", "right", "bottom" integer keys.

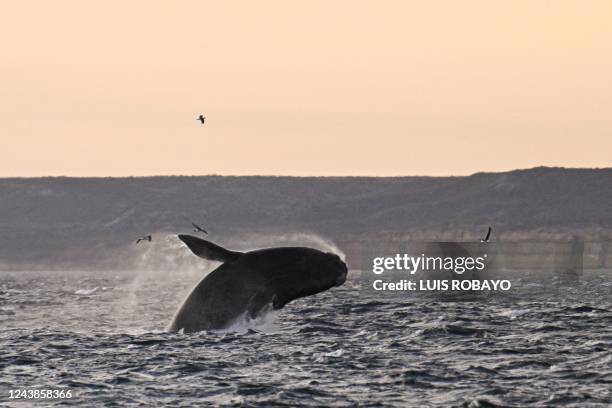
[{"left": 2, "top": 1, "right": 611, "bottom": 177}]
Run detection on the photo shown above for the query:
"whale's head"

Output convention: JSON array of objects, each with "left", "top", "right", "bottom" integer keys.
[
  {"left": 325, "top": 252, "right": 348, "bottom": 287},
  {"left": 253, "top": 247, "right": 348, "bottom": 309},
  {"left": 291, "top": 249, "right": 348, "bottom": 292},
  {"left": 294, "top": 249, "right": 348, "bottom": 288}
]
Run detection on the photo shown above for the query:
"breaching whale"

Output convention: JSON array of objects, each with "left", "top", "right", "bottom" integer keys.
[{"left": 168, "top": 235, "right": 348, "bottom": 333}]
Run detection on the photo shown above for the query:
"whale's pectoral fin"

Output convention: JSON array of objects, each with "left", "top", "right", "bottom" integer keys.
[
  {"left": 247, "top": 290, "right": 275, "bottom": 319},
  {"left": 178, "top": 234, "right": 243, "bottom": 263},
  {"left": 272, "top": 293, "right": 294, "bottom": 309}
]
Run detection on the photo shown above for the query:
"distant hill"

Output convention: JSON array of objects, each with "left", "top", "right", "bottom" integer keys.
[{"left": 1, "top": 167, "right": 611, "bottom": 269}]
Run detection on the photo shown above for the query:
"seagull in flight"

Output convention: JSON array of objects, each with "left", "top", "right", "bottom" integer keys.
[
  {"left": 135, "top": 235, "right": 152, "bottom": 244},
  {"left": 192, "top": 222, "right": 208, "bottom": 234},
  {"left": 480, "top": 226, "right": 492, "bottom": 243},
  {"left": 197, "top": 115, "right": 206, "bottom": 124}
]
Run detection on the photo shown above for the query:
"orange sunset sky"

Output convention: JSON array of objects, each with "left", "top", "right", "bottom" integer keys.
[{"left": 2, "top": 1, "right": 611, "bottom": 177}]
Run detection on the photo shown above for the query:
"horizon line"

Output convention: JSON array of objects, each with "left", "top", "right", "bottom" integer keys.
[{"left": 1, "top": 165, "right": 611, "bottom": 180}]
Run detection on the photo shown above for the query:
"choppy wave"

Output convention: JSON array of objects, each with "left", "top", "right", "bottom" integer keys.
[{"left": 0, "top": 270, "right": 611, "bottom": 406}]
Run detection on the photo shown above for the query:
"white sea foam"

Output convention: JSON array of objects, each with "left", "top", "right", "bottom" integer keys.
[
  {"left": 499, "top": 309, "right": 530, "bottom": 319},
  {"left": 75, "top": 287, "right": 98, "bottom": 295},
  {"left": 220, "top": 305, "right": 280, "bottom": 334}
]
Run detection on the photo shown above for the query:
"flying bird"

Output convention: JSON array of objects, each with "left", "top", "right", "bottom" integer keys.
[
  {"left": 192, "top": 222, "right": 208, "bottom": 234},
  {"left": 197, "top": 115, "right": 206, "bottom": 124},
  {"left": 480, "top": 226, "right": 492, "bottom": 243},
  {"left": 136, "top": 235, "right": 152, "bottom": 244}
]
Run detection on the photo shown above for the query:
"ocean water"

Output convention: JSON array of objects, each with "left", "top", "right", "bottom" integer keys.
[{"left": 1, "top": 269, "right": 611, "bottom": 407}]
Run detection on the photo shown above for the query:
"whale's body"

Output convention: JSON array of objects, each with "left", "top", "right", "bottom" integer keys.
[{"left": 168, "top": 235, "right": 348, "bottom": 332}]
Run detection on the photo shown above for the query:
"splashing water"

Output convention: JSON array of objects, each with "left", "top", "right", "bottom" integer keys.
[
  {"left": 124, "top": 233, "right": 342, "bottom": 335},
  {"left": 120, "top": 234, "right": 217, "bottom": 329},
  {"left": 219, "top": 304, "right": 281, "bottom": 334}
]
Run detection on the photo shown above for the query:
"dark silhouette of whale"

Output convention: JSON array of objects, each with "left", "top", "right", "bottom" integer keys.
[{"left": 168, "top": 235, "right": 348, "bottom": 332}]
